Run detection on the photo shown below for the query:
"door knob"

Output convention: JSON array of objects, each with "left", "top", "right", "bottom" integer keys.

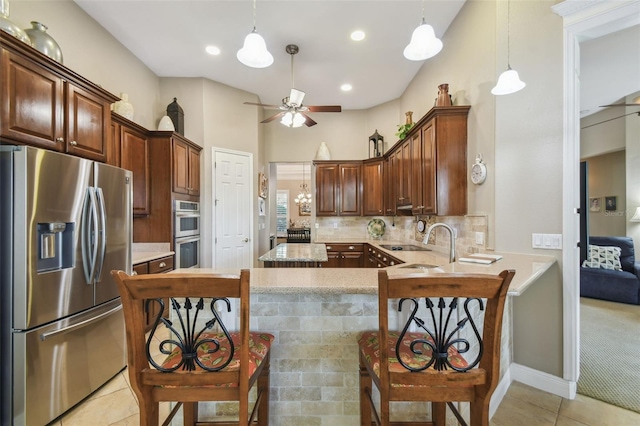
[{"left": 243, "top": 238, "right": 249, "bottom": 243}]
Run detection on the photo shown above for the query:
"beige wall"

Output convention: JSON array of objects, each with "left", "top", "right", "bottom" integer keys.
[
  {"left": 581, "top": 108, "right": 626, "bottom": 159},
  {"left": 584, "top": 151, "right": 627, "bottom": 237}
]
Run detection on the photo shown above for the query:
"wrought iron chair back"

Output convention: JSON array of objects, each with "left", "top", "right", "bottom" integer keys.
[
  {"left": 358, "top": 269, "right": 515, "bottom": 426},
  {"left": 112, "top": 269, "right": 272, "bottom": 426}
]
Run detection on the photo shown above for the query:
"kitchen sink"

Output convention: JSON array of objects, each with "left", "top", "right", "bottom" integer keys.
[
  {"left": 399, "top": 263, "right": 441, "bottom": 269},
  {"left": 379, "top": 244, "right": 431, "bottom": 252}
]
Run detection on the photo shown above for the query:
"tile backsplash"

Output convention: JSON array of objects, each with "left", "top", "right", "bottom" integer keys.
[{"left": 315, "top": 215, "right": 489, "bottom": 256}]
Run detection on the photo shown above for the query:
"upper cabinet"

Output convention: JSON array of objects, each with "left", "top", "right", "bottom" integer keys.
[
  {"left": 0, "top": 32, "right": 117, "bottom": 162},
  {"left": 172, "top": 136, "right": 201, "bottom": 196},
  {"left": 363, "top": 159, "right": 384, "bottom": 216},
  {"left": 315, "top": 161, "right": 362, "bottom": 216},
  {"left": 111, "top": 114, "right": 150, "bottom": 216}
]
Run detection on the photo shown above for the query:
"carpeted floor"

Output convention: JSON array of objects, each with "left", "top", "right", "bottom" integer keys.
[{"left": 578, "top": 297, "right": 640, "bottom": 414}]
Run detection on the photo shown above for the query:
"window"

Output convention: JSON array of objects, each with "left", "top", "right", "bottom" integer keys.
[{"left": 276, "top": 190, "right": 289, "bottom": 237}]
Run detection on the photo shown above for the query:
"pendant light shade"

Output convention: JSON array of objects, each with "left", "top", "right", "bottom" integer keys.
[
  {"left": 237, "top": 30, "right": 273, "bottom": 68},
  {"left": 403, "top": 20, "right": 443, "bottom": 61},
  {"left": 491, "top": 66, "right": 526, "bottom": 95},
  {"left": 492, "top": 0, "right": 525, "bottom": 95},
  {"left": 237, "top": 0, "right": 273, "bottom": 68}
]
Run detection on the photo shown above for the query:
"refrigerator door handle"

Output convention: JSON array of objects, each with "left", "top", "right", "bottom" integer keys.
[
  {"left": 94, "top": 187, "right": 107, "bottom": 282},
  {"left": 39, "top": 304, "right": 123, "bottom": 341},
  {"left": 81, "top": 187, "right": 99, "bottom": 284}
]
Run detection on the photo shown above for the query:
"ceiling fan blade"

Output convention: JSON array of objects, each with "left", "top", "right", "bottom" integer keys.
[
  {"left": 300, "top": 112, "right": 317, "bottom": 127},
  {"left": 599, "top": 103, "right": 640, "bottom": 107},
  {"left": 261, "top": 112, "right": 285, "bottom": 124},
  {"left": 289, "top": 88, "right": 305, "bottom": 107},
  {"left": 244, "top": 101, "right": 282, "bottom": 109},
  {"left": 307, "top": 105, "right": 342, "bottom": 113}
]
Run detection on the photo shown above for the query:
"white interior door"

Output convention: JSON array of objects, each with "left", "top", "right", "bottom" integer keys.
[{"left": 213, "top": 149, "right": 252, "bottom": 269}]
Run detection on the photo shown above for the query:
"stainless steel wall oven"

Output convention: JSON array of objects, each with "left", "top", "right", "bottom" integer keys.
[{"left": 174, "top": 200, "right": 200, "bottom": 268}]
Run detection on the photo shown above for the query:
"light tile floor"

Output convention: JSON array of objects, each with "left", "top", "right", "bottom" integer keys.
[{"left": 48, "top": 374, "right": 640, "bottom": 425}]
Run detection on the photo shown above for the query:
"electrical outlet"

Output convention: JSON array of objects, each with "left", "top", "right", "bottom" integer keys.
[
  {"left": 333, "top": 223, "right": 338, "bottom": 229},
  {"left": 475, "top": 232, "right": 484, "bottom": 245},
  {"left": 315, "top": 222, "right": 319, "bottom": 229}
]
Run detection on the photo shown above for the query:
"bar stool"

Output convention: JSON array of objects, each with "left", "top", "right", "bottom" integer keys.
[
  {"left": 112, "top": 269, "right": 273, "bottom": 426},
  {"left": 358, "top": 269, "right": 515, "bottom": 426}
]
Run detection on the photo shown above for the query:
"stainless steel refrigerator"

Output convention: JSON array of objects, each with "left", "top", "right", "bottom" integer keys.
[{"left": 0, "top": 145, "right": 132, "bottom": 425}]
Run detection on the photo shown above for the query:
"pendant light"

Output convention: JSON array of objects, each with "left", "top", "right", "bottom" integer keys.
[
  {"left": 237, "top": 0, "right": 273, "bottom": 68},
  {"left": 492, "top": 0, "right": 526, "bottom": 95},
  {"left": 294, "top": 164, "right": 312, "bottom": 206},
  {"left": 403, "top": 0, "right": 443, "bottom": 61}
]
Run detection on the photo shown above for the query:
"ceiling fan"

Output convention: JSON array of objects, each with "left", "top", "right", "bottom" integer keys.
[{"left": 243, "top": 44, "right": 341, "bottom": 127}]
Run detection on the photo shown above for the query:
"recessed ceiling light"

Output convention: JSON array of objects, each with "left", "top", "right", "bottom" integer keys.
[
  {"left": 341, "top": 84, "right": 353, "bottom": 92},
  {"left": 205, "top": 45, "right": 221, "bottom": 55},
  {"left": 350, "top": 30, "right": 365, "bottom": 41}
]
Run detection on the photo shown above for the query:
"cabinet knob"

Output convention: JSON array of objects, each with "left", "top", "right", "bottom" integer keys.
[
  {"left": 56, "top": 137, "right": 64, "bottom": 143},
  {"left": 159, "top": 262, "right": 166, "bottom": 268},
  {"left": 132, "top": 271, "right": 138, "bottom": 276},
  {"left": 69, "top": 140, "right": 78, "bottom": 146},
  {"left": 348, "top": 246, "right": 354, "bottom": 250},
  {"left": 327, "top": 246, "right": 332, "bottom": 250}
]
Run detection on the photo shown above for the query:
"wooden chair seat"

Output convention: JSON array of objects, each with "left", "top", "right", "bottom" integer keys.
[
  {"left": 358, "top": 270, "right": 515, "bottom": 426},
  {"left": 112, "top": 269, "right": 272, "bottom": 426}
]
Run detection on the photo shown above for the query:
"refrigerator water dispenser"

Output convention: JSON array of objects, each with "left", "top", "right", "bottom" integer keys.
[{"left": 37, "top": 222, "right": 75, "bottom": 272}]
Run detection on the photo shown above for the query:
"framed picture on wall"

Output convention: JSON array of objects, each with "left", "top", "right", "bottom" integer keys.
[
  {"left": 258, "top": 197, "right": 266, "bottom": 216},
  {"left": 258, "top": 173, "right": 268, "bottom": 199},
  {"left": 605, "top": 196, "right": 617, "bottom": 212},
  {"left": 299, "top": 203, "right": 311, "bottom": 216},
  {"left": 589, "top": 197, "right": 601, "bottom": 212}
]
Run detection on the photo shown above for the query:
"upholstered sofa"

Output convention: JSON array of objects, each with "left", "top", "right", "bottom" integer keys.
[{"left": 580, "top": 236, "right": 640, "bottom": 305}]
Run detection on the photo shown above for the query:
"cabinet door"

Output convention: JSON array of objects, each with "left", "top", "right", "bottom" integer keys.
[
  {"left": 188, "top": 146, "right": 200, "bottom": 196},
  {"left": 108, "top": 121, "right": 121, "bottom": 166},
  {"left": 120, "top": 127, "right": 150, "bottom": 215},
  {"left": 0, "top": 48, "right": 64, "bottom": 150},
  {"left": 363, "top": 160, "right": 384, "bottom": 216},
  {"left": 339, "top": 163, "right": 362, "bottom": 216},
  {"left": 342, "top": 252, "right": 364, "bottom": 268},
  {"left": 325, "top": 251, "right": 341, "bottom": 268},
  {"left": 316, "top": 164, "right": 339, "bottom": 216},
  {"left": 66, "top": 83, "right": 110, "bottom": 162},
  {"left": 399, "top": 139, "right": 412, "bottom": 206},
  {"left": 384, "top": 155, "right": 396, "bottom": 216},
  {"left": 172, "top": 138, "right": 189, "bottom": 194},
  {"left": 421, "top": 120, "right": 437, "bottom": 215},
  {"left": 410, "top": 131, "right": 423, "bottom": 215}
]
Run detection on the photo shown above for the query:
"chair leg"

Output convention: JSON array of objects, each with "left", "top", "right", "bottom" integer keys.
[
  {"left": 183, "top": 402, "right": 198, "bottom": 426},
  {"left": 136, "top": 390, "right": 159, "bottom": 426},
  {"left": 359, "top": 357, "right": 372, "bottom": 426},
  {"left": 257, "top": 363, "right": 270, "bottom": 426},
  {"left": 469, "top": 400, "right": 490, "bottom": 426},
  {"left": 432, "top": 402, "right": 446, "bottom": 426}
]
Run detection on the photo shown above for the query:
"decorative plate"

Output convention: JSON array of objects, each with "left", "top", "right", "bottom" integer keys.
[{"left": 367, "top": 218, "right": 386, "bottom": 239}]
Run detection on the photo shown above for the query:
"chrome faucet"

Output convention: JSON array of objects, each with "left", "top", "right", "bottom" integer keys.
[{"left": 422, "top": 223, "right": 456, "bottom": 263}]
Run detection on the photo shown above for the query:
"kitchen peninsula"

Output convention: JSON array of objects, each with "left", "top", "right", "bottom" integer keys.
[
  {"left": 175, "top": 244, "right": 557, "bottom": 425},
  {"left": 258, "top": 243, "right": 328, "bottom": 268}
]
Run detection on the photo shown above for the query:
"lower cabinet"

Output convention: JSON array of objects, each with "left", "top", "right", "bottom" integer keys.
[
  {"left": 132, "top": 255, "right": 174, "bottom": 331},
  {"left": 324, "top": 243, "right": 364, "bottom": 268},
  {"left": 366, "top": 245, "right": 403, "bottom": 268}
]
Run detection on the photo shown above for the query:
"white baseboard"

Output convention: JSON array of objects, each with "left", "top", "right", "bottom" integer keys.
[
  {"left": 489, "top": 369, "right": 512, "bottom": 418},
  {"left": 510, "top": 363, "right": 576, "bottom": 399}
]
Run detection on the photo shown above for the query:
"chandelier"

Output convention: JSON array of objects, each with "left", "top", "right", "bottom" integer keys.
[{"left": 294, "top": 164, "right": 312, "bottom": 206}]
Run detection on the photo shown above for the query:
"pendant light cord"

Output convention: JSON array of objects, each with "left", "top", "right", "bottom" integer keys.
[
  {"left": 252, "top": 0, "right": 257, "bottom": 31},
  {"left": 507, "top": 0, "right": 511, "bottom": 69}
]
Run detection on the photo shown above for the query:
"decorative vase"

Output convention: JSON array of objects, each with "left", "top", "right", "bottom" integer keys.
[
  {"left": 113, "top": 93, "right": 134, "bottom": 120},
  {"left": 436, "top": 83, "right": 452, "bottom": 106},
  {"left": 405, "top": 111, "right": 413, "bottom": 125},
  {"left": 24, "top": 21, "right": 63, "bottom": 63},
  {"left": 157, "top": 115, "right": 175, "bottom": 131},
  {"left": 0, "top": 0, "right": 31, "bottom": 46},
  {"left": 315, "top": 142, "right": 331, "bottom": 160}
]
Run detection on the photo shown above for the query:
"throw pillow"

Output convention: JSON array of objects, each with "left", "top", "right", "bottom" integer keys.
[{"left": 582, "top": 245, "right": 622, "bottom": 271}]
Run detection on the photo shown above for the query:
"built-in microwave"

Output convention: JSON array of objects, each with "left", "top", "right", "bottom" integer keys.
[
  {"left": 174, "top": 200, "right": 200, "bottom": 238},
  {"left": 175, "top": 235, "right": 200, "bottom": 269}
]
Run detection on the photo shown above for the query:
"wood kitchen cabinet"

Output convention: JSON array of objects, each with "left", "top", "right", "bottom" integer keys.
[
  {"left": 366, "top": 245, "right": 404, "bottom": 268},
  {"left": 110, "top": 114, "right": 150, "bottom": 216},
  {"left": 314, "top": 161, "right": 362, "bottom": 216},
  {"left": 383, "top": 156, "right": 396, "bottom": 216},
  {"left": 133, "top": 255, "right": 174, "bottom": 332},
  {"left": 363, "top": 159, "right": 384, "bottom": 216},
  {"left": 172, "top": 135, "right": 201, "bottom": 196},
  {"left": 324, "top": 243, "right": 364, "bottom": 268},
  {"left": 411, "top": 107, "right": 469, "bottom": 216},
  {"left": 392, "top": 139, "right": 412, "bottom": 208},
  {"left": 0, "top": 32, "right": 117, "bottom": 161}
]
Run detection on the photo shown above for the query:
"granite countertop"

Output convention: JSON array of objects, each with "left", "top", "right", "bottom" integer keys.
[
  {"left": 258, "top": 243, "right": 328, "bottom": 262},
  {"left": 132, "top": 242, "right": 174, "bottom": 265}
]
